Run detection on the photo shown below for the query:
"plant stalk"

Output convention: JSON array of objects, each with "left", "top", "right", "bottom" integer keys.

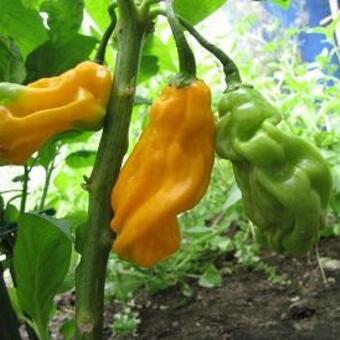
[
  {"left": 75, "top": 0, "right": 147, "bottom": 338},
  {"left": 20, "top": 166, "right": 29, "bottom": 213},
  {"left": 39, "top": 158, "right": 55, "bottom": 211},
  {"left": 94, "top": 2, "right": 117, "bottom": 65},
  {"left": 178, "top": 16, "right": 241, "bottom": 87},
  {"left": 164, "top": 0, "right": 196, "bottom": 80}
]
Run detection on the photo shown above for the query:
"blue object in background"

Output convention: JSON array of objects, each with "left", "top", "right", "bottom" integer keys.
[{"left": 264, "top": 0, "right": 340, "bottom": 78}]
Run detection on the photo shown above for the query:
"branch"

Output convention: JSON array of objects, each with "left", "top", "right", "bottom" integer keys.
[
  {"left": 94, "top": 2, "right": 117, "bottom": 65},
  {"left": 178, "top": 16, "right": 241, "bottom": 87},
  {"left": 164, "top": 0, "right": 196, "bottom": 84}
]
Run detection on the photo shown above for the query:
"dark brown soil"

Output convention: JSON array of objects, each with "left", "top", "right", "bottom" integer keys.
[{"left": 109, "top": 237, "right": 340, "bottom": 340}]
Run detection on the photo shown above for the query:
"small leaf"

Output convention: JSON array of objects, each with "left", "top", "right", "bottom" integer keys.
[
  {"left": 174, "top": 0, "right": 227, "bottom": 24},
  {"left": 271, "top": 0, "right": 291, "bottom": 9},
  {"left": 75, "top": 222, "right": 87, "bottom": 255},
  {"left": 4, "top": 204, "right": 20, "bottom": 224},
  {"left": 139, "top": 55, "right": 159, "bottom": 83},
  {"left": 14, "top": 213, "right": 72, "bottom": 339},
  {"left": 65, "top": 150, "right": 97, "bottom": 168},
  {"left": 21, "top": 0, "right": 43, "bottom": 9},
  {"left": 41, "top": 0, "right": 84, "bottom": 40},
  {"left": 198, "top": 264, "right": 222, "bottom": 288},
  {"left": 222, "top": 183, "right": 242, "bottom": 211},
  {"left": 59, "top": 319, "right": 76, "bottom": 340},
  {"left": 0, "top": 36, "right": 26, "bottom": 83},
  {"left": 12, "top": 175, "right": 26, "bottom": 183},
  {"left": 25, "top": 34, "right": 97, "bottom": 83},
  {"left": 36, "top": 140, "right": 58, "bottom": 169},
  {"left": 143, "top": 36, "right": 176, "bottom": 72},
  {"left": 84, "top": 0, "right": 111, "bottom": 32}
]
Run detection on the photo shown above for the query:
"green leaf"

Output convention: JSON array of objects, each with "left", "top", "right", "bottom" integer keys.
[
  {"left": 4, "top": 204, "right": 20, "bottom": 224},
  {"left": 198, "top": 264, "right": 222, "bottom": 288},
  {"left": 143, "top": 36, "right": 176, "bottom": 72},
  {"left": 41, "top": 0, "right": 84, "bottom": 40},
  {"left": 173, "top": 0, "right": 227, "bottom": 24},
  {"left": 222, "top": 183, "right": 241, "bottom": 211},
  {"left": 84, "top": 0, "right": 111, "bottom": 32},
  {"left": 25, "top": 34, "right": 97, "bottom": 82},
  {"left": 57, "top": 131, "right": 93, "bottom": 144},
  {"left": 7, "top": 287, "right": 25, "bottom": 321},
  {"left": 65, "top": 150, "right": 97, "bottom": 168},
  {"left": 139, "top": 56, "right": 159, "bottom": 83},
  {"left": 271, "top": 0, "right": 291, "bottom": 9},
  {"left": 35, "top": 140, "right": 58, "bottom": 169},
  {"left": 0, "top": 194, "right": 4, "bottom": 213},
  {"left": 59, "top": 319, "right": 76, "bottom": 340},
  {"left": 0, "top": 36, "right": 26, "bottom": 83},
  {"left": 13, "top": 213, "right": 72, "bottom": 339},
  {"left": 21, "top": 0, "right": 43, "bottom": 9},
  {"left": 11, "top": 175, "right": 26, "bottom": 183},
  {"left": 0, "top": 0, "right": 48, "bottom": 57}
]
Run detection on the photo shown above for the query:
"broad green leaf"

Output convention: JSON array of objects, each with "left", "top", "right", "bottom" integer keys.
[
  {"left": 65, "top": 150, "right": 96, "bottom": 168},
  {"left": 13, "top": 213, "right": 72, "bottom": 340},
  {"left": 85, "top": 0, "right": 111, "bottom": 32},
  {"left": 41, "top": 0, "right": 84, "bottom": 40},
  {"left": 198, "top": 264, "right": 222, "bottom": 288},
  {"left": 0, "top": 0, "right": 48, "bottom": 57},
  {"left": 7, "top": 287, "right": 25, "bottom": 321},
  {"left": 0, "top": 36, "right": 26, "bottom": 83},
  {"left": 173, "top": 0, "right": 227, "bottom": 24},
  {"left": 25, "top": 34, "right": 97, "bottom": 82}
]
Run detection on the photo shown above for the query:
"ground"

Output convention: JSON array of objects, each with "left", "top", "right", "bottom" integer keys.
[
  {"left": 110, "top": 237, "right": 340, "bottom": 340},
  {"left": 51, "top": 237, "right": 340, "bottom": 340}
]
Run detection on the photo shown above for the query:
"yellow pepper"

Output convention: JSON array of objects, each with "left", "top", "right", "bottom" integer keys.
[
  {"left": 0, "top": 61, "right": 112, "bottom": 165},
  {"left": 111, "top": 80, "right": 215, "bottom": 267}
]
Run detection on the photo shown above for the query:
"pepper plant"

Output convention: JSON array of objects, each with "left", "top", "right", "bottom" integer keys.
[{"left": 4, "top": 1, "right": 337, "bottom": 340}]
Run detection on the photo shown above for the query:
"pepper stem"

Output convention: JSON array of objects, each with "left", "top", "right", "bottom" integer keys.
[
  {"left": 178, "top": 16, "right": 242, "bottom": 88},
  {"left": 164, "top": 0, "right": 196, "bottom": 85},
  {"left": 94, "top": 2, "right": 117, "bottom": 65}
]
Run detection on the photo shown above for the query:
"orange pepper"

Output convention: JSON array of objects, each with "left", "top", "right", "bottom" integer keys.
[
  {"left": 111, "top": 80, "right": 215, "bottom": 267},
  {"left": 0, "top": 61, "right": 112, "bottom": 165}
]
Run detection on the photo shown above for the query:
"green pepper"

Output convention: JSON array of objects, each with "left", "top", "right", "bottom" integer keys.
[{"left": 216, "top": 85, "right": 333, "bottom": 255}]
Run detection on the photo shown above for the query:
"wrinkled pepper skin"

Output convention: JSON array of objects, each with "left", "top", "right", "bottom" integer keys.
[
  {"left": 0, "top": 61, "right": 112, "bottom": 165},
  {"left": 111, "top": 80, "right": 215, "bottom": 267},
  {"left": 216, "top": 85, "right": 333, "bottom": 255}
]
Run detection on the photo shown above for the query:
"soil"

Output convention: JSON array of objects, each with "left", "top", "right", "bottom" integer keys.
[
  {"left": 111, "top": 237, "right": 340, "bottom": 340},
  {"left": 51, "top": 237, "right": 340, "bottom": 340}
]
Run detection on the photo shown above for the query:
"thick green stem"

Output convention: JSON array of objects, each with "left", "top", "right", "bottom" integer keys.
[
  {"left": 164, "top": 0, "right": 196, "bottom": 83},
  {"left": 75, "top": 1, "right": 147, "bottom": 338},
  {"left": 178, "top": 16, "right": 242, "bottom": 87}
]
